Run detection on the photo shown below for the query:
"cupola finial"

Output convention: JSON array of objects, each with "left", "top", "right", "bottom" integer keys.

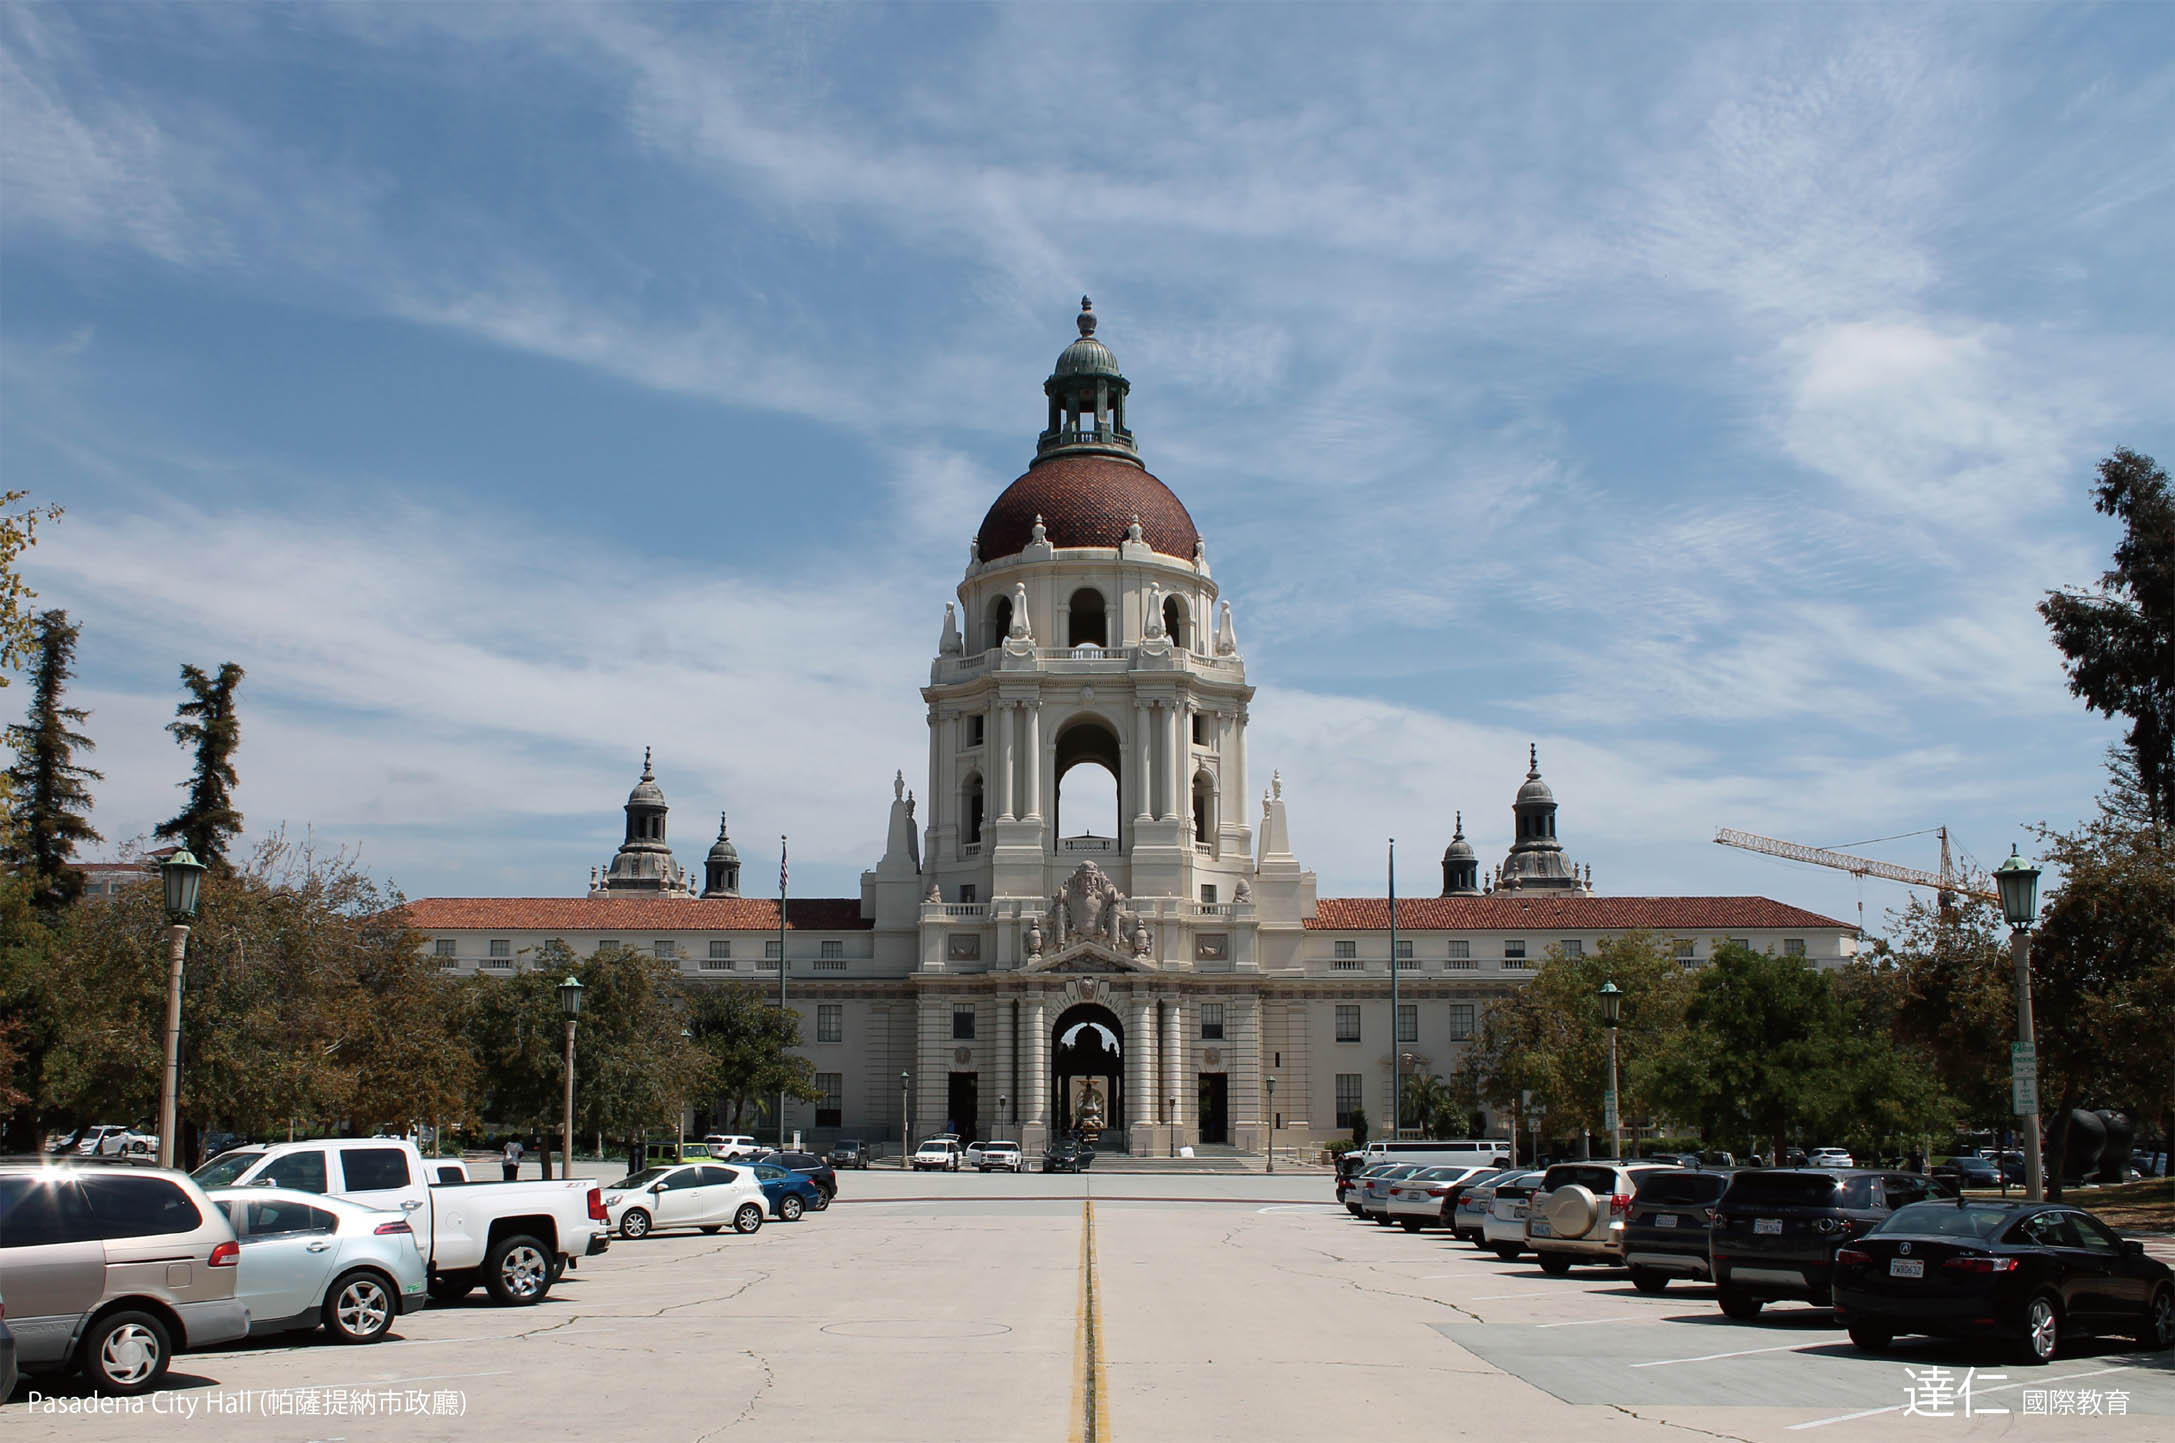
[
  {"left": 1527, "top": 742, "right": 1539, "bottom": 778},
  {"left": 643, "top": 745, "right": 654, "bottom": 780},
  {"left": 1078, "top": 296, "right": 1096, "bottom": 336}
]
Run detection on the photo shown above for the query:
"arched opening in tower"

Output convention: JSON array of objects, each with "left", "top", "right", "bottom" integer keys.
[
  {"left": 1053, "top": 1004, "right": 1124, "bottom": 1141},
  {"left": 1068, "top": 588, "right": 1108, "bottom": 647},
  {"left": 1053, "top": 717, "right": 1121, "bottom": 846},
  {"left": 1163, "top": 595, "right": 1188, "bottom": 648},
  {"left": 986, "top": 595, "right": 1013, "bottom": 650}
]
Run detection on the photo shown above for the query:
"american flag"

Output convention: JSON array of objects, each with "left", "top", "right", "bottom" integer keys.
[{"left": 779, "top": 837, "right": 788, "bottom": 896}]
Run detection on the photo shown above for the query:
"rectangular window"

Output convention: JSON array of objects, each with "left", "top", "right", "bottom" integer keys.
[
  {"left": 1200, "top": 884, "right": 1218, "bottom": 905},
  {"left": 1333, "top": 940, "right": 1357, "bottom": 960},
  {"left": 765, "top": 940, "right": 782, "bottom": 960},
  {"left": 1334, "top": 1074, "right": 1364, "bottom": 1129},
  {"left": 653, "top": 940, "right": 676, "bottom": 960},
  {"left": 1449, "top": 1003, "right": 1475, "bottom": 1040},
  {"left": 814, "top": 1072, "right": 842, "bottom": 1128},
  {"left": 952, "top": 1004, "right": 976, "bottom": 1041},
  {"left": 1447, "top": 939, "right": 1471, "bottom": 961},
  {"left": 820, "top": 939, "right": 844, "bottom": 959},
  {"left": 709, "top": 940, "right": 732, "bottom": 960},
  {"left": 959, "top": 883, "right": 977, "bottom": 905},
  {"left": 488, "top": 939, "right": 511, "bottom": 959},
  {"left": 597, "top": 939, "right": 620, "bottom": 952},
  {"left": 947, "top": 933, "right": 981, "bottom": 962},
  {"left": 817, "top": 1004, "right": 842, "bottom": 1044},
  {"left": 1200, "top": 1003, "right": 1225, "bottom": 1040},
  {"left": 1393, "top": 939, "right": 1413, "bottom": 960},
  {"left": 700, "top": 948, "right": 733, "bottom": 972},
  {"left": 1673, "top": 938, "right": 1695, "bottom": 960},
  {"left": 1192, "top": 713, "right": 1207, "bottom": 745},
  {"left": 1503, "top": 939, "right": 1526, "bottom": 960},
  {"left": 1335, "top": 1005, "right": 1361, "bottom": 1043},
  {"left": 1396, "top": 1003, "right": 1417, "bottom": 1044},
  {"left": 1730, "top": 938, "right": 1751, "bottom": 951},
  {"left": 1561, "top": 939, "right": 1583, "bottom": 958},
  {"left": 433, "top": 938, "right": 455, "bottom": 958},
  {"left": 1194, "top": 932, "right": 1228, "bottom": 962},
  {"left": 967, "top": 714, "right": 985, "bottom": 747},
  {"left": 1784, "top": 937, "right": 1807, "bottom": 958}
]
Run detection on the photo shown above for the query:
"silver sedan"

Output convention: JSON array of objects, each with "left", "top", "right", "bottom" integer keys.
[{"left": 205, "top": 1187, "right": 428, "bottom": 1344}]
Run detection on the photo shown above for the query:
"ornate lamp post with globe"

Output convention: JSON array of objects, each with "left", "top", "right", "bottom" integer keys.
[
  {"left": 1994, "top": 846, "right": 2044, "bottom": 1202},
  {"left": 1597, "top": 981, "right": 1623, "bottom": 1160},
  {"left": 557, "top": 976, "right": 584, "bottom": 1179},
  {"left": 155, "top": 848, "right": 205, "bottom": 1169},
  {"left": 1264, "top": 1075, "right": 1277, "bottom": 1173}
]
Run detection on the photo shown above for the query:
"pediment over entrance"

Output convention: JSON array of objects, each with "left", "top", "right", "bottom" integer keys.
[{"left": 1026, "top": 941, "right": 1152, "bottom": 973}]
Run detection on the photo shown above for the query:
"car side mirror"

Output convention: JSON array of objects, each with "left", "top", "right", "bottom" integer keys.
[
  {"left": 2124, "top": 1239, "right": 2145, "bottom": 1258},
  {"left": 650, "top": 1183, "right": 666, "bottom": 1194}
]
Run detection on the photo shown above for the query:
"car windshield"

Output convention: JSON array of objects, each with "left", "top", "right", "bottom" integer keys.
[
  {"left": 1877, "top": 1203, "right": 2012, "bottom": 1239},
  {"left": 1636, "top": 1171, "right": 1731, "bottom": 1206},
  {"left": 1543, "top": 1164, "right": 1623, "bottom": 1194},
  {"left": 191, "top": 1150, "right": 266, "bottom": 1188},
  {"left": 1725, "top": 1172, "right": 1841, "bottom": 1206},
  {"left": 609, "top": 1168, "right": 672, "bottom": 1191}
]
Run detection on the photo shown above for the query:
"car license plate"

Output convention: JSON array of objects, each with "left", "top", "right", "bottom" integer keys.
[
  {"left": 1755, "top": 1218, "right": 1783, "bottom": 1235},
  {"left": 1889, "top": 1258, "right": 1924, "bottom": 1279},
  {"left": 1530, "top": 1220, "right": 1552, "bottom": 1236},
  {"left": 1511, "top": 1205, "right": 1528, "bottom": 1218},
  {"left": 1654, "top": 1213, "right": 1679, "bottom": 1229}
]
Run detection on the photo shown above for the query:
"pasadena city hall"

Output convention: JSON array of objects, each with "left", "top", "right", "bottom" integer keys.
[{"left": 410, "top": 301, "right": 1856, "bottom": 1156}]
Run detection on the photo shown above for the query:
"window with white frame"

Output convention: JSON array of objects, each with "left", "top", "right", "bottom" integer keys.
[
  {"left": 1729, "top": 937, "right": 1751, "bottom": 951},
  {"left": 1396, "top": 1004, "right": 1417, "bottom": 1043},
  {"left": 1333, "top": 939, "right": 1358, "bottom": 960},
  {"left": 1200, "top": 1003, "right": 1225, "bottom": 1040},
  {"left": 1393, "top": 940, "right": 1414, "bottom": 966},
  {"left": 1784, "top": 937, "right": 1806, "bottom": 958},
  {"left": 1335, "top": 1074, "right": 1364, "bottom": 1129},
  {"left": 1673, "top": 938, "right": 1696, "bottom": 961},
  {"left": 1447, "top": 939, "right": 1473, "bottom": 968},
  {"left": 814, "top": 1073, "right": 842, "bottom": 1128},
  {"left": 653, "top": 940, "right": 676, "bottom": 960},
  {"left": 1449, "top": 1003, "right": 1475, "bottom": 1040},
  {"left": 709, "top": 939, "right": 732, "bottom": 960},
  {"left": 433, "top": 938, "right": 455, "bottom": 958},
  {"left": 953, "top": 1003, "right": 976, "bottom": 1040},
  {"left": 1200, "top": 884, "right": 1217, "bottom": 904},
  {"left": 597, "top": 939, "right": 620, "bottom": 952},
  {"left": 1561, "top": 939, "right": 1583, "bottom": 957},
  {"left": 820, "top": 939, "right": 844, "bottom": 960},
  {"left": 817, "top": 1004, "right": 842, "bottom": 1044},
  {"left": 1335, "top": 1005, "right": 1361, "bottom": 1043},
  {"left": 764, "top": 940, "right": 782, "bottom": 961},
  {"left": 1503, "top": 939, "right": 1526, "bottom": 960}
]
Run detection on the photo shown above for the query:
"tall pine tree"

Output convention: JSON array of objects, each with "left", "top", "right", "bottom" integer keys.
[
  {"left": 4, "top": 609, "right": 102, "bottom": 908},
  {"left": 156, "top": 662, "right": 245, "bottom": 872}
]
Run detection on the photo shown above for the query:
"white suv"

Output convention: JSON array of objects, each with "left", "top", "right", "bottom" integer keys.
[
  {"left": 1526, "top": 1161, "right": 1680, "bottom": 1273},
  {"left": 1808, "top": 1147, "right": 1854, "bottom": 1167},
  {"left": 911, "top": 1140, "right": 962, "bottom": 1172},
  {"left": 704, "top": 1135, "right": 762, "bottom": 1161},
  {"left": 977, "top": 1142, "right": 1025, "bottom": 1173}
]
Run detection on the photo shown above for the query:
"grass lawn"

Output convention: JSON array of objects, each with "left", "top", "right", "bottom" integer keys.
[{"left": 1966, "top": 1176, "right": 2173, "bottom": 1233}]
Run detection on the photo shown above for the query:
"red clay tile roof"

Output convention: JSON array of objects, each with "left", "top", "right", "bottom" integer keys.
[
  {"left": 977, "top": 454, "right": 1199, "bottom": 560},
  {"left": 399, "top": 898, "right": 872, "bottom": 931},
  {"left": 1307, "top": 897, "right": 1851, "bottom": 930}
]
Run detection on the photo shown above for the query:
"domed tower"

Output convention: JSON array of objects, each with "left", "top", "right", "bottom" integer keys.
[
  {"left": 701, "top": 811, "right": 741, "bottom": 898},
  {"left": 598, "top": 749, "right": 693, "bottom": 896},
  {"left": 1441, "top": 811, "right": 1482, "bottom": 896},
  {"left": 1495, "top": 745, "right": 1587, "bottom": 893},
  {"left": 913, "top": 297, "right": 1277, "bottom": 965}
]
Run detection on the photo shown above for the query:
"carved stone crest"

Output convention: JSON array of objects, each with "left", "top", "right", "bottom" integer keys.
[{"left": 1050, "top": 861, "right": 1130, "bottom": 949}]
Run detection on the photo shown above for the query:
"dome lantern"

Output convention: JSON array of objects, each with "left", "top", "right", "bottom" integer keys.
[{"left": 1037, "top": 297, "right": 1138, "bottom": 464}]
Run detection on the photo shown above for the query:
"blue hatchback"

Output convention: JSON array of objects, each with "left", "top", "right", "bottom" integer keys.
[{"left": 751, "top": 1163, "right": 826, "bottom": 1221}]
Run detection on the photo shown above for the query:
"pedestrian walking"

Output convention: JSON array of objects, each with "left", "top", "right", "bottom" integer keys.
[{"left": 502, "top": 1136, "right": 523, "bottom": 1181}]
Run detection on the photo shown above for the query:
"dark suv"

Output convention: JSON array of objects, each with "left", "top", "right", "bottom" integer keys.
[
  {"left": 829, "top": 1140, "right": 868, "bottom": 1170},
  {"left": 757, "top": 1150, "right": 837, "bottom": 1200},
  {"left": 1710, "top": 1168, "right": 1947, "bottom": 1318},
  {"left": 1622, "top": 1168, "right": 1735, "bottom": 1292}
]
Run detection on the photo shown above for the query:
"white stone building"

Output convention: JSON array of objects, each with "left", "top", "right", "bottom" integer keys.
[{"left": 406, "top": 300, "right": 1855, "bottom": 1154}]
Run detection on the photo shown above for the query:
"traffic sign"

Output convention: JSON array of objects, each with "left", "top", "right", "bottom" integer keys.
[{"left": 2011, "top": 1041, "right": 2039, "bottom": 1115}]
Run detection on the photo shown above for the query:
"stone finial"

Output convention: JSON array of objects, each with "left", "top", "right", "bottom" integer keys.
[
  {"left": 969, "top": 534, "right": 980, "bottom": 563},
  {"left": 939, "top": 602, "right": 962, "bottom": 655},
  {"left": 925, "top": 881, "right": 941, "bottom": 903},
  {"left": 1193, "top": 537, "right": 1206, "bottom": 564},
  {"left": 1234, "top": 877, "right": 1252, "bottom": 902},
  {"left": 1272, "top": 770, "right": 1283, "bottom": 800},
  {"left": 642, "top": 746, "right": 654, "bottom": 780},
  {"left": 894, "top": 770, "right": 905, "bottom": 800},
  {"left": 1031, "top": 513, "right": 1047, "bottom": 544},
  {"left": 1077, "top": 296, "right": 1096, "bottom": 337},
  {"left": 1125, "top": 514, "right": 1143, "bottom": 543},
  {"left": 1215, "top": 598, "right": 1238, "bottom": 656},
  {"left": 1009, "top": 581, "right": 1033, "bottom": 640},
  {"left": 1528, "top": 742, "right": 1540, "bottom": 777}
]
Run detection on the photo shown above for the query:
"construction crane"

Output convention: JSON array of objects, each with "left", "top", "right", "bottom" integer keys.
[{"left": 1714, "top": 826, "right": 2000, "bottom": 935}]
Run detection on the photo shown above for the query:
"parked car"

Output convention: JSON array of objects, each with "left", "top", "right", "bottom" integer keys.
[
  {"left": 703, "top": 1134, "right": 763, "bottom": 1161},
  {"left": 1480, "top": 1170, "right": 1550, "bottom": 1259},
  {"left": 1808, "top": 1148, "right": 1855, "bottom": 1168},
  {"left": 1622, "top": 1168, "right": 1735, "bottom": 1292},
  {"left": 977, "top": 1141, "right": 1026, "bottom": 1173},
  {"left": 1709, "top": 1168, "right": 1947, "bottom": 1318},
  {"left": 1334, "top": 1152, "right": 1375, "bottom": 1209},
  {"left": 203, "top": 1186, "right": 427, "bottom": 1343},
  {"left": 1448, "top": 1169, "right": 1516, "bottom": 1242},
  {"left": 1646, "top": 1153, "right": 1703, "bottom": 1169},
  {"left": 0, "top": 1296, "right": 16, "bottom": 1403},
  {"left": 830, "top": 1139, "right": 869, "bottom": 1170},
  {"left": 1832, "top": 1199, "right": 2175, "bottom": 1363},
  {"left": 53, "top": 1125, "right": 156, "bottom": 1160},
  {"left": 1384, "top": 1166, "right": 1490, "bottom": 1232},
  {"left": 1043, "top": 1140, "right": 1095, "bottom": 1173},
  {"left": 755, "top": 1149, "right": 838, "bottom": 1200},
  {"left": 1932, "top": 1155, "right": 2002, "bottom": 1190},
  {"left": 0, "top": 1162, "right": 250, "bottom": 1395},
  {"left": 1340, "top": 1160, "right": 1396, "bottom": 1215},
  {"left": 750, "top": 1162, "right": 826, "bottom": 1220},
  {"left": 192, "top": 1137, "right": 608, "bottom": 1306},
  {"left": 600, "top": 1164, "right": 767, "bottom": 1238},
  {"left": 1526, "top": 1162, "right": 1681, "bottom": 1274},
  {"left": 912, "top": 1139, "right": 964, "bottom": 1172},
  {"left": 1356, "top": 1164, "right": 1425, "bottom": 1223}
]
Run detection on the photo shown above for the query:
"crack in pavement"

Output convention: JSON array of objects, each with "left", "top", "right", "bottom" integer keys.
[
  {"left": 694, "top": 1348, "right": 776, "bottom": 1441},
  {"left": 1606, "top": 1402, "right": 1761, "bottom": 1443}
]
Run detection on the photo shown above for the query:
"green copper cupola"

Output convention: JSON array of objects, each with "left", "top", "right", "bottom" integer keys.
[{"left": 1036, "top": 296, "right": 1139, "bottom": 465}]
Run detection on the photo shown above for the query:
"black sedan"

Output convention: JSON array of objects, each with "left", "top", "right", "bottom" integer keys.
[
  {"left": 1044, "top": 1141, "right": 1095, "bottom": 1173},
  {"left": 1832, "top": 1200, "right": 2174, "bottom": 1364},
  {"left": 1931, "top": 1155, "right": 2001, "bottom": 1189}
]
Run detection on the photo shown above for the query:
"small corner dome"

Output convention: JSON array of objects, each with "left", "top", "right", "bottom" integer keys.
[
  {"left": 1516, "top": 775, "right": 1554, "bottom": 806},
  {"left": 1444, "top": 834, "right": 1477, "bottom": 862},
  {"left": 707, "top": 834, "right": 739, "bottom": 863},
  {"left": 627, "top": 750, "right": 666, "bottom": 806}
]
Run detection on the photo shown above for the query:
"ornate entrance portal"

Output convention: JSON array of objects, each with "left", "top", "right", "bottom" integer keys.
[{"left": 1051, "top": 1002, "right": 1124, "bottom": 1147}]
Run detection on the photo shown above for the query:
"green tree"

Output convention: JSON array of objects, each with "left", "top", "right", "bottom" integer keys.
[
  {"left": 560, "top": 943, "right": 709, "bottom": 1151},
  {"left": 5, "top": 610, "right": 103, "bottom": 909},
  {"left": 1400, "top": 1071, "right": 1475, "bottom": 1138},
  {"left": 0, "top": 492, "right": 63, "bottom": 697},
  {"left": 683, "top": 981, "right": 821, "bottom": 1137},
  {"left": 2039, "top": 447, "right": 2175, "bottom": 847},
  {"left": 1877, "top": 890, "right": 2014, "bottom": 1126},
  {"left": 156, "top": 662, "right": 245, "bottom": 872}
]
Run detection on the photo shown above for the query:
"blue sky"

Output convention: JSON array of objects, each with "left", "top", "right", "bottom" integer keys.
[{"left": 4, "top": 3, "right": 2170, "bottom": 929}]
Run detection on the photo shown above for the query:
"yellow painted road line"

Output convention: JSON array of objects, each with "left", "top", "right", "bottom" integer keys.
[{"left": 1070, "top": 1198, "right": 1108, "bottom": 1443}]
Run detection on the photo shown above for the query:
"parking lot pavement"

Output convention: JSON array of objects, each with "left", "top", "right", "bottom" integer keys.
[{"left": 5, "top": 1174, "right": 2169, "bottom": 1441}]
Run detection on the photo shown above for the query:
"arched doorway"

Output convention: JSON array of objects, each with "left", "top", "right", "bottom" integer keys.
[
  {"left": 1054, "top": 717, "right": 1122, "bottom": 846},
  {"left": 1052, "top": 1003, "right": 1124, "bottom": 1147}
]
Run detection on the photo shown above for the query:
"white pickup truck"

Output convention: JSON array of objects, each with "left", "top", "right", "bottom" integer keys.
[{"left": 192, "top": 1139, "right": 609, "bottom": 1306}]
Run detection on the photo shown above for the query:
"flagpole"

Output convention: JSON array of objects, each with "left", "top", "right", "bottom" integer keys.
[
  {"left": 778, "top": 835, "right": 788, "bottom": 1151},
  {"left": 1389, "top": 837, "right": 1399, "bottom": 1142}
]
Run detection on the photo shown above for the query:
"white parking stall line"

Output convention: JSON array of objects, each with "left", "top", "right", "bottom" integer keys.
[
  {"left": 1630, "top": 1341, "right": 1809, "bottom": 1368},
  {"left": 1787, "top": 1364, "right": 2135, "bottom": 1431},
  {"left": 1535, "top": 1316, "right": 1637, "bottom": 1329},
  {"left": 1468, "top": 1292, "right": 1542, "bottom": 1300}
]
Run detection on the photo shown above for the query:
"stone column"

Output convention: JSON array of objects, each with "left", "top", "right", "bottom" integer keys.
[
  {"left": 1023, "top": 702, "right": 1043, "bottom": 822},
  {"left": 1133, "top": 699, "right": 1155, "bottom": 821},
  {"left": 1164, "top": 995, "right": 1187, "bottom": 1135},
  {"left": 1024, "top": 995, "right": 1049, "bottom": 1141},
  {"left": 1171, "top": 702, "right": 1189, "bottom": 832},
  {"left": 995, "top": 994, "right": 1016, "bottom": 1132},
  {"left": 1233, "top": 707, "right": 1249, "bottom": 832},
  {"left": 926, "top": 708, "right": 943, "bottom": 854},
  {"left": 994, "top": 701, "right": 1015, "bottom": 821},
  {"left": 1128, "top": 993, "right": 1154, "bottom": 1140}
]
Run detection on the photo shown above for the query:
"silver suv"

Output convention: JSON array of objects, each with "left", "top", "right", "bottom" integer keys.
[
  {"left": 0, "top": 1163, "right": 250, "bottom": 1394},
  {"left": 1527, "top": 1161, "right": 1680, "bottom": 1273}
]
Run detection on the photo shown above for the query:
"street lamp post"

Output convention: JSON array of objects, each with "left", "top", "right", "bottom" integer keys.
[
  {"left": 557, "top": 977, "right": 584, "bottom": 1181},
  {"left": 1598, "top": 981, "right": 1623, "bottom": 1160},
  {"left": 1517, "top": 1087, "right": 1533, "bottom": 1169},
  {"left": 155, "top": 848, "right": 205, "bottom": 1170},
  {"left": 1995, "top": 846, "right": 2045, "bottom": 1202},
  {"left": 899, "top": 1071, "right": 910, "bottom": 1167},
  {"left": 1265, "top": 1076, "right": 1277, "bottom": 1173},
  {"left": 1399, "top": 1052, "right": 1414, "bottom": 1138}
]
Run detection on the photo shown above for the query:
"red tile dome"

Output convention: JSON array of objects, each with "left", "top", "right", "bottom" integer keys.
[{"left": 976, "top": 454, "right": 1199, "bottom": 561}]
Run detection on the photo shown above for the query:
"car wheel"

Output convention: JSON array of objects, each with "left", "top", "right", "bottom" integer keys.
[
  {"left": 780, "top": 1194, "right": 805, "bottom": 1222},
  {"left": 620, "top": 1208, "right": 652, "bottom": 1240},
  {"left": 80, "top": 1309, "right": 171, "bottom": 1396},
  {"left": 1346, "top": 1203, "right": 1363, "bottom": 1217},
  {"left": 483, "top": 1234, "right": 552, "bottom": 1306},
  {"left": 1539, "top": 1252, "right": 1573, "bottom": 1276},
  {"left": 427, "top": 1272, "right": 474, "bottom": 1304},
  {"left": 2015, "top": 1292, "right": 2061, "bottom": 1366},
  {"left": 1847, "top": 1321, "right": 1895, "bottom": 1352},
  {"left": 324, "top": 1270, "right": 396, "bottom": 1344},
  {"left": 1717, "top": 1287, "right": 1762, "bottom": 1321},
  {"left": 1492, "top": 1244, "right": 1521, "bottom": 1261},
  {"left": 733, "top": 1202, "right": 764, "bottom": 1234},
  {"left": 2135, "top": 1284, "right": 2174, "bottom": 1350},
  {"left": 1373, "top": 1214, "right": 1392, "bottom": 1227},
  {"left": 810, "top": 1191, "right": 830, "bottom": 1212},
  {"left": 700, "top": 1224, "right": 723, "bottom": 1234},
  {"left": 1629, "top": 1266, "right": 1669, "bottom": 1294},
  {"left": 1400, "top": 1218, "right": 1424, "bottom": 1233}
]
